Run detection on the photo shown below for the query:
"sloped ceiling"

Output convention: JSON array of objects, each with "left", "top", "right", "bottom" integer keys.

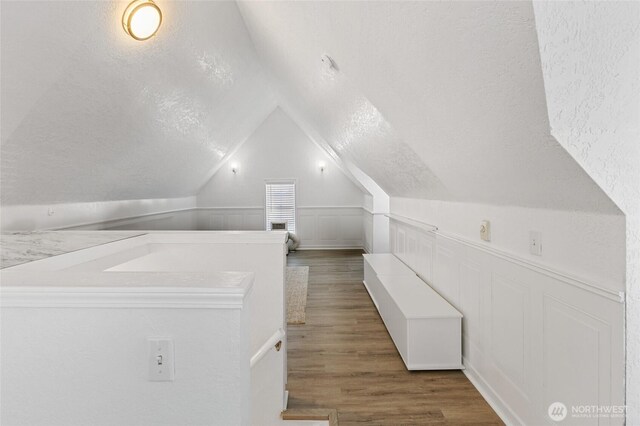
[
  {"left": 237, "top": 0, "right": 620, "bottom": 214},
  {"left": 1, "top": 1, "right": 276, "bottom": 205},
  {"left": 1, "top": 0, "right": 622, "bottom": 216}
]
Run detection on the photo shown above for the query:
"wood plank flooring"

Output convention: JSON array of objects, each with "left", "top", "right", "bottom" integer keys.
[{"left": 286, "top": 249, "right": 503, "bottom": 425}]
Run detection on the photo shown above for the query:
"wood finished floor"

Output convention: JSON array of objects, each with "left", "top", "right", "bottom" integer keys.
[{"left": 286, "top": 249, "right": 503, "bottom": 425}]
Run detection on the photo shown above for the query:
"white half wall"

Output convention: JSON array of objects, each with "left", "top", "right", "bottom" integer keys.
[{"left": 1, "top": 306, "right": 250, "bottom": 425}]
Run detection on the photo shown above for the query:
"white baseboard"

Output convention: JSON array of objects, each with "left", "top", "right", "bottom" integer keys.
[
  {"left": 295, "top": 246, "right": 364, "bottom": 251},
  {"left": 462, "top": 358, "right": 523, "bottom": 426}
]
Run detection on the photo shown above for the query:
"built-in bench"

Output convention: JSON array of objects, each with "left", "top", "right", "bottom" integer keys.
[{"left": 363, "top": 253, "right": 463, "bottom": 370}]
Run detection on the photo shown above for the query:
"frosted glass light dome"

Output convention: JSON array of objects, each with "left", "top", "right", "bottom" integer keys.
[{"left": 122, "top": 0, "right": 162, "bottom": 41}]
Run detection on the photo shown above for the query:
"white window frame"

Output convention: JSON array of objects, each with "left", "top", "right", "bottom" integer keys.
[{"left": 264, "top": 178, "right": 297, "bottom": 233}]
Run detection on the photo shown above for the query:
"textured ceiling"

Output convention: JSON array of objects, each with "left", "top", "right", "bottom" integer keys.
[
  {"left": 1, "top": 0, "right": 621, "bottom": 215},
  {"left": 237, "top": 0, "right": 620, "bottom": 214},
  {"left": 1, "top": 1, "right": 276, "bottom": 204}
]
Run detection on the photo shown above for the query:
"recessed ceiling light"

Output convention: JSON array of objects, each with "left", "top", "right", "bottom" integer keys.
[{"left": 122, "top": 0, "right": 162, "bottom": 41}]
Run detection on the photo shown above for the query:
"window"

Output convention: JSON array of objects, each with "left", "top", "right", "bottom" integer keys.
[{"left": 265, "top": 180, "right": 296, "bottom": 233}]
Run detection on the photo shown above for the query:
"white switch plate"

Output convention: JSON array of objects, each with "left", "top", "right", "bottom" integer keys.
[
  {"left": 480, "top": 220, "right": 491, "bottom": 242},
  {"left": 529, "top": 231, "right": 542, "bottom": 256},
  {"left": 148, "top": 339, "right": 174, "bottom": 382}
]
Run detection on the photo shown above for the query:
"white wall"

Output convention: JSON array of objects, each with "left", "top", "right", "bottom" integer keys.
[
  {"left": 389, "top": 218, "right": 624, "bottom": 425},
  {"left": 391, "top": 198, "right": 625, "bottom": 291},
  {"left": 197, "top": 108, "right": 366, "bottom": 248},
  {"left": 1, "top": 197, "right": 196, "bottom": 231},
  {"left": 345, "top": 161, "right": 389, "bottom": 253},
  {"left": 532, "top": 2, "right": 640, "bottom": 421},
  {"left": 197, "top": 108, "right": 364, "bottom": 208},
  {"left": 1, "top": 306, "right": 250, "bottom": 425}
]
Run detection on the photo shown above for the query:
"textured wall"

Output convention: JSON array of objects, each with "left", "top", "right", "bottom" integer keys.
[
  {"left": 532, "top": 1, "right": 640, "bottom": 421},
  {"left": 197, "top": 108, "right": 364, "bottom": 208},
  {"left": 1, "top": 1, "right": 276, "bottom": 205},
  {"left": 237, "top": 0, "right": 618, "bottom": 214},
  {"left": 391, "top": 197, "right": 625, "bottom": 291}
]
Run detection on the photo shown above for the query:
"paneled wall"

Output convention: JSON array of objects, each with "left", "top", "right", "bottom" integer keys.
[
  {"left": 390, "top": 218, "right": 624, "bottom": 425},
  {"left": 65, "top": 206, "right": 365, "bottom": 249},
  {"left": 363, "top": 210, "right": 373, "bottom": 253},
  {"left": 199, "top": 207, "right": 364, "bottom": 249}
]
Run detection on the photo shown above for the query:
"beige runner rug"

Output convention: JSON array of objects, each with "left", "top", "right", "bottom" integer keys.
[{"left": 286, "top": 266, "right": 309, "bottom": 324}]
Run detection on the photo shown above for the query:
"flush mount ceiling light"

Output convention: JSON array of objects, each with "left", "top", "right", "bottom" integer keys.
[{"left": 122, "top": 0, "right": 162, "bottom": 41}]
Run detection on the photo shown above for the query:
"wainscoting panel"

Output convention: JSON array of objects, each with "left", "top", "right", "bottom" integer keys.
[
  {"left": 297, "top": 213, "right": 317, "bottom": 242},
  {"left": 363, "top": 211, "right": 373, "bottom": 253},
  {"left": 199, "top": 207, "right": 364, "bottom": 249},
  {"left": 198, "top": 208, "right": 264, "bottom": 231},
  {"left": 302, "top": 208, "right": 363, "bottom": 248},
  {"left": 459, "top": 259, "right": 482, "bottom": 348},
  {"left": 388, "top": 217, "right": 624, "bottom": 425},
  {"left": 318, "top": 215, "right": 339, "bottom": 241},
  {"left": 417, "top": 233, "right": 435, "bottom": 284},
  {"left": 68, "top": 206, "right": 364, "bottom": 249},
  {"left": 210, "top": 214, "right": 224, "bottom": 230}
]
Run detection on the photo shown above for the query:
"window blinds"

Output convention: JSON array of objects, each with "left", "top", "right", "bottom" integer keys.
[{"left": 265, "top": 181, "right": 296, "bottom": 233}]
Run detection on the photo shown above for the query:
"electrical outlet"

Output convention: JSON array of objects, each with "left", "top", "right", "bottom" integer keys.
[
  {"left": 480, "top": 220, "right": 491, "bottom": 242},
  {"left": 529, "top": 231, "right": 542, "bottom": 256}
]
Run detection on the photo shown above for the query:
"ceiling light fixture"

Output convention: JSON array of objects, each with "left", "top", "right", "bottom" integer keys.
[{"left": 122, "top": 0, "right": 162, "bottom": 41}]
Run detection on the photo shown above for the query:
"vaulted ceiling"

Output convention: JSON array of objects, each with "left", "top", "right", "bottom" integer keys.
[
  {"left": 237, "top": 0, "right": 619, "bottom": 214},
  {"left": 1, "top": 1, "right": 276, "bottom": 204},
  {"left": 0, "top": 0, "right": 620, "bottom": 215}
]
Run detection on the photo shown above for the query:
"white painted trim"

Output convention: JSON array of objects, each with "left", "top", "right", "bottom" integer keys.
[
  {"left": 296, "top": 246, "right": 364, "bottom": 251},
  {"left": 56, "top": 208, "right": 195, "bottom": 230},
  {"left": 297, "top": 206, "right": 365, "bottom": 210},
  {"left": 385, "top": 213, "right": 438, "bottom": 232},
  {"left": 363, "top": 207, "right": 388, "bottom": 216},
  {"left": 196, "top": 206, "right": 264, "bottom": 211},
  {"left": 407, "top": 363, "right": 464, "bottom": 370},
  {"left": 196, "top": 205, "right": 364, "bottom": 210},
  {"left": 437, "top": 230, "right": 622, "bottom": 302},
  {"left": 0, "top": 288, "right": 249, "bottom": 309},
  {"left": 51, "top": 206, "right": 369, "bottom": 232},
  {"left": 388, "top": 217, "right": 623, "bottom": 303},
  {"left": 463, "top": 358, "right": 524, "bottom": 426},
  {"left": 2, "top": 197, "right": 197, "bottom": 232}
]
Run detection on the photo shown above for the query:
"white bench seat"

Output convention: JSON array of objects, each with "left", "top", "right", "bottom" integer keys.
[{"left": 363, "top": 254, "right": 462, "bottom": 370}]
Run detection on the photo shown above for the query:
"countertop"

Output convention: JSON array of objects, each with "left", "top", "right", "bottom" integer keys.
[{"left": 1, "top": 231, "right": 145, "bottom": 269}]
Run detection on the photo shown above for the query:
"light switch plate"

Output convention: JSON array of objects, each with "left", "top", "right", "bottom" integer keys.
[
  {"left": 480, "top": 220, "right": 491, "bottom": 242},
  {"left": 148, "top": 339, "right": 175, "bottom": 382},
  {"left": 529, "top": 231, "right": 542, "bottom": 256}
]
